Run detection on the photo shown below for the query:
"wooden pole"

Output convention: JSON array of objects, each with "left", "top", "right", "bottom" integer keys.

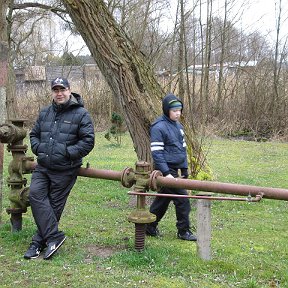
[{"left": 196, "top": 192, "right": 212, "bottom": 260}]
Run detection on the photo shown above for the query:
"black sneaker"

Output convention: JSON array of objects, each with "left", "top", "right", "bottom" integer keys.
[
  {"left": 43, "top": 236, "right": 66, "bottom": 260},
  {"left": 24, "top": 243, "right": 43, "bottom": 259},
  {"left": 177, "top": 230, "right": 197, "bottom": 241},
  {"left": 146, "top": 225, "right": 160, "bottom": 237}
]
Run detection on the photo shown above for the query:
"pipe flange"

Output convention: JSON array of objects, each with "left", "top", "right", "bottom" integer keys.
[
  {"left": 7, "top": 178, "right": 27, "bottom": 186},
  {"left": 149, "top": 170, "right": 162, "bottom": 191},
  {"left": 6, "top": 207, "right": 27, "bottom": 214},
  {"left": 7, "top": 144, "right": 28, "bottom": 152},
  {"left": 121, "top": 167, "right": 135, "bottom": 188}
]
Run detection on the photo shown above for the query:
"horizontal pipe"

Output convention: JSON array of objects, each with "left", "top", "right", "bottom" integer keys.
[
  {"left": 128, "top": 191, "right": 263, "bottom": 202},
  {"left": 24, "top": 161, "right": 288, "bottom": 201},
  {"left": 156, "top": 176, "right": 288, "bottom": 201},
  {"left": 78, "top": 167, "right": 122, "bottom": 181},
  {"left": 25, "top": 161, "right": 122, "bottom": 182}
]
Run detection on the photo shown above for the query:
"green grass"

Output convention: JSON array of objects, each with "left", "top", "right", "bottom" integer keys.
[{"left": 1, "top": 133, "right": 288, "bottom": 287}]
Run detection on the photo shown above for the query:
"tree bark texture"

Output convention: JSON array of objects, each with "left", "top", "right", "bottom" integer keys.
[{"left": 62, "top": 0, "right": 163, "bottom": 163}]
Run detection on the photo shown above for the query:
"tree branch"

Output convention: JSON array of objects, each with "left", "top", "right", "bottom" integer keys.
[
  {"left": 11, "top": 2, "right": 74, "bottom": 28},
  {"left": 12, "top": 2, "right": 66, "bottom": 14}
]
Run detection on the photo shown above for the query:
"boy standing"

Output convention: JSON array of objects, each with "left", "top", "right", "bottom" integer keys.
[{"left": 146, "top": 93, "right": 196, "bottom": 241}]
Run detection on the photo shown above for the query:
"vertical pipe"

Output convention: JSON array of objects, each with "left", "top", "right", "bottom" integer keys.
[
  {"left": 196, "top": 192, "right": 212, "bottom": 260},
  {"left": 6, "top": 120, "right": 27, "bottom": 231},
  {"left": 135, "top": 195, "right": 146, "bottom": 251},
  {"left": 10, "top": 212, "right": 22, "bottom": 232},
  {"left": 131, "top": 161, "right": 153, "bottom": 251}
]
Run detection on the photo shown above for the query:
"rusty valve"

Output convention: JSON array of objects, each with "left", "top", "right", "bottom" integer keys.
[
  {"left": 0, "top": 122, "right": 27, "bottom": 144},
  {"left": 127, "top": 161, "right": 156, "bottom": 251}
]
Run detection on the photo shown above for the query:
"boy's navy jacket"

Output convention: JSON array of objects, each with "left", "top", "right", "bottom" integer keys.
[{"left": 150, "top": 93, "right": 188, "bottom": 176}]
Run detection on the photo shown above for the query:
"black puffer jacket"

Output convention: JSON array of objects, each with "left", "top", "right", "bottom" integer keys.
[{"left": 30, "top": 93, "right": 95, "bottom": 171}]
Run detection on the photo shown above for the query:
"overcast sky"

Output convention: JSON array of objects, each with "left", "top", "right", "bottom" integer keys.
[
  {"left": 236, "top": 0, "right": 288, "bottom": 41},
  {"left": 65, "top": 0, "right": 288, "bottom": 56}
]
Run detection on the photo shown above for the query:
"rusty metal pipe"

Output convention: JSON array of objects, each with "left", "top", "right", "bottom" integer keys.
[
  {"left": 78, "top": 167, "right": 122, "bottom": 181},
  {"left": 128, "top": 191, "right": 263, "bottom": 202},
  {"left": 155, "top": 176, "right": 288, "bottom": 201},
  {"left": 25, "top": 161, "right": 122, "bottom": 182},
  {"left": 24, "top": 161, "right": 288, "bottom": 201}
]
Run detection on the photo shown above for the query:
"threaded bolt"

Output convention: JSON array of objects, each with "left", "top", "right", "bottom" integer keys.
[{"left": 134, "top": 223, "right": 146, "bottom": 251}]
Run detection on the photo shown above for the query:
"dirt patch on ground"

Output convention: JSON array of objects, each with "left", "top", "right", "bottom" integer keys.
[{"left": 84, "top": 244, "right": 125, "bottom": 262}]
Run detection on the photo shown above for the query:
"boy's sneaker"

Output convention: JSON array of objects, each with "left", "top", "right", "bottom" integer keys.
[
  {"left": 177, "top": 230, "right": 197, "bottom": 241},
  {"left": 24, "top": 243, "right": 43, "bottom": 259},
  {"left": 43, "top": 236, "right": 66, "bottom": 260},
  {"left": 146, "top": 225, "right": 160, "bottom": 237}
]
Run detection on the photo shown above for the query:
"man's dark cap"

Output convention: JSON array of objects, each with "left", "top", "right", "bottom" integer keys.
[{"left": 51, "top": 77, "right": 70, "bottom": 89}]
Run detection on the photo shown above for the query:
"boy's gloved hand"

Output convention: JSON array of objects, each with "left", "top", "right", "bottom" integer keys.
[
  {"left": 181, "top": 168, "right": 189, "bottom": 179},
  {"left": 165, "top": 174, "right": 174, "bottom": 178}
]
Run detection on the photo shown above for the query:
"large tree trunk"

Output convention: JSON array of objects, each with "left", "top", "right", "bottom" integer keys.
[
  {"left": 62, "top": 0, "right": 163, "bottom": 163},
  {"left": 62, "top": 0, "right": 207, "bottom": 178}
]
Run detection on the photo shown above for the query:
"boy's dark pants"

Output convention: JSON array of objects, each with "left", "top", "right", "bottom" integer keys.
[
  {"left": 28, "top": 164, "right": 78, "bottom": 246},
  {"left": 149, "top": 185, "right": 191, "bottom": 232}
]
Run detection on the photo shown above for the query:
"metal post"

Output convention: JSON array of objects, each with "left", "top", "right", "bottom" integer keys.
[
  {"left": 0, "top": 120, "right": 29, "bottom": 231},
  {"left": 127, "top": 161, "right": 156, "bottom": 251},
  {"left": 196, "top": 192, "right": 212, "bottom": 260}
]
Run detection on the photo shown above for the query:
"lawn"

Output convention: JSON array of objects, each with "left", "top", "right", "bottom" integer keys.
[{"left": 0, "top": 133, "right": 288, "bottom": 287}]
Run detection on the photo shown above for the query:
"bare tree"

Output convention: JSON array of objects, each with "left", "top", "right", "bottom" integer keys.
[
  {"left": 177, "top": 0, "right": 185, "bottom": 100},
  {"left": 271, "top": 0, "right": 288, "bottom": 132},
  {"left": 60, "top": 0, "right": 163, "bottom": 162},
  {"left": 201, "top": 0, "right": 213, "bottom": 126},
  {"left": 60, "top": 0, "right": 207, "bottom": 170},
  {"left": 109, "top": 0, "right": 172, "bottom": 68}
]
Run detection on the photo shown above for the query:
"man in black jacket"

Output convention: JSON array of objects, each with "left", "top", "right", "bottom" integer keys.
[
  {"left": 24, "top": 77, "right": 95, "bottom": 260},
  {"left": 146, "top": 93, "right": 196, "bottom": 241}
]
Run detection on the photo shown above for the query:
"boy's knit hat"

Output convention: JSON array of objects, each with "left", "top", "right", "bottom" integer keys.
[
  {"left": 162, "top": 93, "right": 183, "bottom": 117},
  {"left": 169, "top": 100, "right": 182, "bottom": 110}
]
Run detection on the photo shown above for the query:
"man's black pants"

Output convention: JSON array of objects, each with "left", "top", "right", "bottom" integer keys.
[{"left": 29, "top": 164, "right": 78, "bottom": 246}]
